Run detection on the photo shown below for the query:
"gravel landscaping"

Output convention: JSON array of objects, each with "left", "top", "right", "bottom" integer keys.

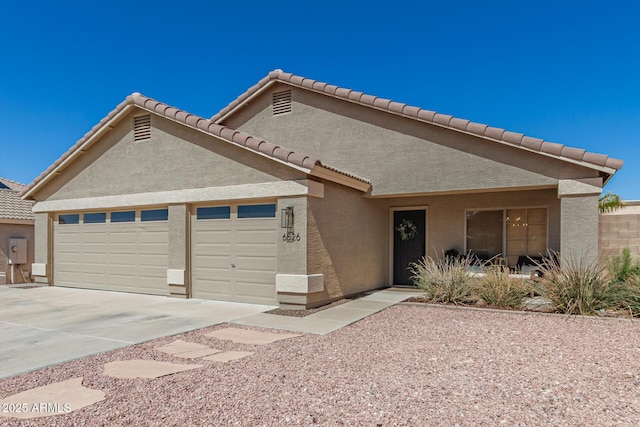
[{"left": 1, "top": 304, "right": 640, "bottom": 426}]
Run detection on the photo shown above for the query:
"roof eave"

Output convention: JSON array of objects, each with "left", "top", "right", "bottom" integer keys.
[{"left": 309, "top": 165, "right": 371, "bottom": 192}]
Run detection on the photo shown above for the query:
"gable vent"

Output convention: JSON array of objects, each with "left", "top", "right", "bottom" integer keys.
[
  {"left": 272, "top": 90, "right": 292, "bottom": 116},
  {"left": 133, "top": 115, "right": 151, "bottom": 141}
]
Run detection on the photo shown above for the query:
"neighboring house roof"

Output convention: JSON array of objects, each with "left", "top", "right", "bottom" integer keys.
[
  {"left": 22, "top": 93, "right": 371, "bottom": 199},
  {"left": 211, "top": 69, "right": 624, "bottom": 175},
  {"left": 0, "top": 178, "right": 34, "bottom": 221}
]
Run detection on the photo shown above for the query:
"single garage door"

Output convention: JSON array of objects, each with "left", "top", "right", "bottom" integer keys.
[
  {"left": 53, "top": 209, "right": 169, "bottom": 295},
  {"left": 191, "top": 203, "right": 278, "bottom": 304}
]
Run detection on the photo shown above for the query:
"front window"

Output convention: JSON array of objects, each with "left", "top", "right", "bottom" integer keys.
[{"left": 466, "top": 208, "right": 547, "bottom": 266}]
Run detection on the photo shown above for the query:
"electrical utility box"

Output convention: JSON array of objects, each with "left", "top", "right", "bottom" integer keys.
[{"left": 9, "top": 238, "right": 27, "bottom": 265}]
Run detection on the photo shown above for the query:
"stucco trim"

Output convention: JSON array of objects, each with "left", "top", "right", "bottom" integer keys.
[
  {"left": 32, "top": 263, "right": 47, "bottom": 277},
  {"left": 558, "top": 178, "right": 603, "bottom": 197},
  {"left": 32, "top": 180, "right": 322, "bottom": 213},
  {"left": 167, "top": 269, "right": 186, "bottom": 286},
  {"left": 276, "top": 274, "right": 324, "bottom": 293},
  {"left": 310, "top": 165, "right": 371, "bottom": 192}
]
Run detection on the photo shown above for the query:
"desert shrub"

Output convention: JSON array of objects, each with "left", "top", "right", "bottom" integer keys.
[
  {"left": 534, "top": 253, "right": 610, "bottom": 315},
  {"left": 475, "top": 265, "right": 530, "bottom": 308},
  {"left": 410, "top": 254, "right": 477, "bottom": 304},
  {"left": 607, "top": 248, "right": 640, "bottom": 283},
  {"left": 606, "top": 273, "right": 640, "bottom": 316}
]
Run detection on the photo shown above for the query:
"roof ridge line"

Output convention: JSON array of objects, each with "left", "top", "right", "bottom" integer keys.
[{"left": 210, "top": 70, "right": 623, "bottom": 172}]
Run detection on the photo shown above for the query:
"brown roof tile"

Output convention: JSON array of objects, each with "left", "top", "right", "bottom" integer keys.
[
  {"left": 0, "top": 179, "right": 34, "bottom": 221},
  {"left": 22, "top": 93, "right": 370, "bottom": 198},
  {"left": 210, "top": 70, "right": 623, "bottom": 172}
]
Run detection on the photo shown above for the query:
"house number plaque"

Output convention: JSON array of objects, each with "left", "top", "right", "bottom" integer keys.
[{"left": 282, "top": 232, "right": 301, "bottom": 243}]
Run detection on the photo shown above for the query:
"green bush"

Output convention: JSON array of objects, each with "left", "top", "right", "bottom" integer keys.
[
  {"left": 607, "top": 248, "right": 640, "bottom": 283},
  {"left": 476, "top": 265, "right": 529, "bottom": 308},
  {"left": 410, "top": 254, "right": 477, "bottom": 304},
  {"left": 534, "top": 253, "right": 610, "bottom": 315}
]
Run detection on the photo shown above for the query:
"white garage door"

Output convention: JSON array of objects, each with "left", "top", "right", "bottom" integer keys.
[
  {"left": 53, "top": 209, "right": 169, "bottom": 295},
  {"left": 191, "top": 203, "right": 278, "bottom": 304}
]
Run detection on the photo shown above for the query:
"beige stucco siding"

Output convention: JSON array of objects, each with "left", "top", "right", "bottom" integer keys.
[
  {"left": 227, "top": 85, "right": 599, "bottom": 196},
  {"left": 384, "top": 188, "right": 560, "bottom": 260},
  {"left": 34, "top": 111, "right": 304, "bottom": 202},
  {"left": 306, "top": 181, "right": 388, "bottom": 303}
]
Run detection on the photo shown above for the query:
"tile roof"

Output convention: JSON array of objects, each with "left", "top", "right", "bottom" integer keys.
[
  {"left": 22, "top": 94, "right": 370, "bottom": 198},
  {"left": 211, "top": 69, "right": 624, "bottom": 173},
  {"left": 0, "top": 178, "right": 34, "bottom": 221}
]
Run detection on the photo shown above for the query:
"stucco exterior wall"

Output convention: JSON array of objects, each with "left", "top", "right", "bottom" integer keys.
[
  {"left": 227, "top": 85, "right": 599, "bottom": 196},
  {"left": 34, "top": 110, "right": 304, "bottom": 202},
  {"left": 599, "top": 205, "right": 640, "bottom": 259},
  {"left": 306, "top": 181, "right": 387, "bottom": 305},
  {"left": 302, "top": 187, "right": 559, "bottom": 306},
  {"left": 0, "top": 223, "right": 35, "bottom": 283},
  {"left": 384, "top": 188, "right": 561, "bottom": 260},
  {"left": 561, "top": 195, "right": 600, "bottom": 263}
]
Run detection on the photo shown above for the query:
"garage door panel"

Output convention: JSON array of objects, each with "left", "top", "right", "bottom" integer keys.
[
  {"left": 236, "top": 256, "right": 276, "bottom": 272},
  {"left": 195, "top": 253, "right": 231, "bottom": 266},
  {"left": 196, "top": 229, "right": 232, "bottom": 243},
  {"left": 139, "top": 229, "right": 168, "bottom": 243},
  {"left": 139, "top": 254, "right": 168, "bottom": 266},
  {"left": 236, "top": 282, "right": 276, "bottom": 303},
  {"left": 236, "top": 229, "right": 276, "bottom": 245}
]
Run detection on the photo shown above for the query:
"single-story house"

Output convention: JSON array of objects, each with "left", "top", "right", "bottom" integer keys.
[
  {"left": 0, "top": 178, "right": 34, "bottom": 284},
  {"left": 21, "top": 70, "right": 623, "bottom": 309}
]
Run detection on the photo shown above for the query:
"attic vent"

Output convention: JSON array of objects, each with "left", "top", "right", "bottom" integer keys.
[
  {"left": 272, "top": 90, "right": 292, "bottom": 116},
  {"left": 133, "top": 115, "right": 151, "bottom": 141}
]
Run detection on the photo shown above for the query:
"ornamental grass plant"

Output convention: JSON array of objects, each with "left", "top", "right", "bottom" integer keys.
[
  {"left": 534, "top": 253, "right": 611, "bottom": 315},
  {"left": 475, "top": 265, "right": 529, "bottom": 308},
  {"left": 410, "top": 253, "right": 477, "bottom": 304}
]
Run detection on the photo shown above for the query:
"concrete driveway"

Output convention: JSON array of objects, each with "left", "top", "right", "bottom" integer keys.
[{"left": 0, "top": 286, "right": 275, "bottom": 378}]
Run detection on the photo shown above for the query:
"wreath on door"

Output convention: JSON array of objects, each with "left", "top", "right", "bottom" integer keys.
[{"left": 396, "top": 219, "right": 418, "bottom": 240}]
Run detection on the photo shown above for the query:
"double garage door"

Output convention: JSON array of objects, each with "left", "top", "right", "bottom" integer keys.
[
  {"left": 53, "top": 209, "right": 170, "bottom": 295},
  {"left": 53, "top": 203, "right": 278, "bottom": 303}
]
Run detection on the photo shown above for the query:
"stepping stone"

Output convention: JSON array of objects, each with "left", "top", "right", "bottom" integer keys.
[
  {"left": 205, "top": 327, "right": 302, "bottom": 345},
  {"left": 172, "top": 348, "right": 222, "bottom": 359},
  {"left": 0, "top": 377, "right": 105, "bottom": 420},
  {"left": 103, "top": 360, "right": 202, "bottom": 379},
  {"left": 156, "top": 340, "right": 222, "bottom": 358},
  {"left": 201, "top": 351, "right": 253, "bottom": 362}
]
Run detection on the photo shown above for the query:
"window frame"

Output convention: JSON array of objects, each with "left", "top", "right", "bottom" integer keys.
[
  {"left": 464, "top": 206, "right": 549, "bottom": 265},
  {"left": 237, "top": 203, "right": 277, "bottom": 219}
]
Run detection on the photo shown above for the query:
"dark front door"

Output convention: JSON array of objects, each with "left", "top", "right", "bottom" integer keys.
[{"left": 393, "top": 209, "right": 426, "bottom": 285}]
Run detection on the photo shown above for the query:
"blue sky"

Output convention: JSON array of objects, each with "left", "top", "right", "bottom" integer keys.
[{"left": 1, "top": 1, "right": 638, "bottom": 198}]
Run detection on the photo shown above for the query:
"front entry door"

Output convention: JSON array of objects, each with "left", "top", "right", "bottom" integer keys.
[{"left": 393, "top": 209, "right": 426, "bottom": 285}]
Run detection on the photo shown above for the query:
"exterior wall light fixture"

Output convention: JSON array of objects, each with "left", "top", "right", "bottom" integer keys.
[{"left": 281, "top": 206, "right": 294, "bottom": 229}]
